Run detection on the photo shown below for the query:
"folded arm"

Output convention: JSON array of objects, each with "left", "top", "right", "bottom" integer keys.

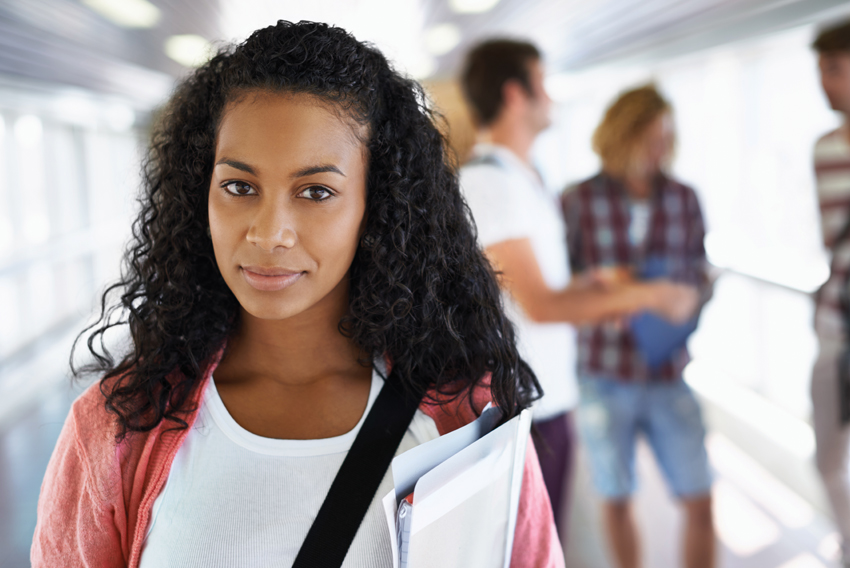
[{"left": 485, "top": 238, "right": 680, "bottom": 325}]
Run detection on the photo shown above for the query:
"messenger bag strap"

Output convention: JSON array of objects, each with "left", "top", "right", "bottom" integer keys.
[{"left": 291, "top": 370, "right": 423, "bottom": 568}]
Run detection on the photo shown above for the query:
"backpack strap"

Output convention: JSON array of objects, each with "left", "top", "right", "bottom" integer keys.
[
  {"left": 464, "top": 153, "right": 505, "bottom": 169},
  {"left": 292, "top": 371, "right": 423, "bottom": 568}
]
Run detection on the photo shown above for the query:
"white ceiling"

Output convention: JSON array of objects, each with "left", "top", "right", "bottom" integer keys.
[
  {"left": 214, "top": 0, "right": 850, "bottom": 79},
  {"left": 1, "top": 0, "right": 850, "bottom": 105}
]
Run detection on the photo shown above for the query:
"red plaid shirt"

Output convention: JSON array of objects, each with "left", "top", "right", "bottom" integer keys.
[{"left": 560, "top": 172, "right": 708, "bottom": 382}]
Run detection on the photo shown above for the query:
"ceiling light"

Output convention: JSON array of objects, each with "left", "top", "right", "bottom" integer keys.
[
  {"left": 82, "top": 0, "right": 160, "bottom": 29},
  {"left": 425, "top": 23, "right": 462, "bottom": 56},
  {"left": 165, "top": 35, "right": 213, "bottom": 68},
  {"left": 449, "top": 0, "right": 500, "bottom": 15}
]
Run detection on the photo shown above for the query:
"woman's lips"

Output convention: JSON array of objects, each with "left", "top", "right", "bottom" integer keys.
[{"left": 240, "top": 266, "right": 305, "bottom": 291}]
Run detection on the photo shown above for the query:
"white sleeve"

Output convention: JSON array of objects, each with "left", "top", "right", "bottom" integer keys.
[{"left": 460, "top": 165, "right": 535, "bottom": 249}]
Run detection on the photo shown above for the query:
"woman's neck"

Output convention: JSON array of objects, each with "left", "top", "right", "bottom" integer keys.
[
  {"left": 224, "top": 305, "right": 363, "bottom": 387},
  {"left": 480, "top": 119, "right": 535, "bottom": 167},
  {"left": 213, "top": 281, "right": 374, "bottom": 439}
]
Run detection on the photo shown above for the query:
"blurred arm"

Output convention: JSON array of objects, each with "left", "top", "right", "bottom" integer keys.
[
  {"left": 485, "top": 237, "right": 666, "bottom": 325},
  {"left": 650, "top": 188, "right": 713, "bottom": 323}
]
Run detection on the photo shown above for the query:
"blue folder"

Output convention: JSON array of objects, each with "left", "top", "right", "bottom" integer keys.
[{"left": 629, "top": 256, "right": 698, "bottom": 369}]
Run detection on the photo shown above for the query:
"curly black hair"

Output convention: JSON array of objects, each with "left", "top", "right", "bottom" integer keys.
[{"left": 74, "top": 20, "right": 540, "bottom": 437}]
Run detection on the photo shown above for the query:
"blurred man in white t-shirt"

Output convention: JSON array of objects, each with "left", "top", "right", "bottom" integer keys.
[{"left": 458, "top": 39, "right": 695, "bottom": 542}]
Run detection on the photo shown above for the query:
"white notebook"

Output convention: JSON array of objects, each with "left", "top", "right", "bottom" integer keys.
[{"left": 382, "top": 406, "right": 532, "bottom": 568}]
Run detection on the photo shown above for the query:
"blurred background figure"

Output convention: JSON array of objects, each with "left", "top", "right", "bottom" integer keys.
[
  {"left": 458, "top": 39, "right": 687, "bottom": 543},
  {"left": 561, "top": 85, "right": 714, "bottom": 568},
  {"left": 811, "top": 19, "right": 850, "bottom": 568},
  {"left": 459, "top": 38, "right": 581, "bottom": 539}
]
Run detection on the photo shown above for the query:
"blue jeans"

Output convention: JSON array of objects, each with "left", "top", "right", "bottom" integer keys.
[{"left": 577, "top": 376, "right": 712, "bottom": 500}]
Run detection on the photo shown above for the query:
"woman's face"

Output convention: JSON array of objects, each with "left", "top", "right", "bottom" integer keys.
[
  {"left": 630, "top": 111, "right": 674, "bottom": 179},
  {"left": 208, "top": 92, "right": 368, "bottom": 321}
]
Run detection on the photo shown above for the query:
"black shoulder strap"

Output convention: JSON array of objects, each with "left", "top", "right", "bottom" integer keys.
[
  {"left": 292, "top": 371, "right": 423, "bottom": 568},
  {"left": 464, "top": 153, "right": 504, "bottom": 169}
]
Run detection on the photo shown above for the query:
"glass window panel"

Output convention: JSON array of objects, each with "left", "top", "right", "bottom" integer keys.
[
  {"left": 14, "top": 115, "right": 50, "bottom": 246},
  {"left": 44, "top": 124, "right": 87, "bottom": 236},
  {"left": 25, "top": 260, "right": 56, "bottom": 340}
]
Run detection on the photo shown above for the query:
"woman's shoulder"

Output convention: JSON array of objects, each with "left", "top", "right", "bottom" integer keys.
[
  {"left": 66, "top": 375, "right": 189, "bottom": 482},
  {"left": 37, "top": 378, "right": 140, "bottom": 523},
  {"left": 67, "top": 379, "right": 123, "bottom": 449},
  {"left": 64, "top": 380, "right": 146, "bottom": 476}
]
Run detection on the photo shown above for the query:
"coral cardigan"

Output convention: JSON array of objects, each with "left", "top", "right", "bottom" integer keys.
[{"left": 31, "top": 355, "right": 565, "bottom": 568}]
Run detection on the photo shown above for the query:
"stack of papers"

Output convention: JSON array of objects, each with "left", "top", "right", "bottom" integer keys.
[{"left": 381, "top": 406, "right": 532, "bottom": 568}]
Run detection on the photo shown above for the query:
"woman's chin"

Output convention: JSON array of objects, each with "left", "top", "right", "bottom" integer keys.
[{"left": 235, "top": 293, "right": 309, "bottom": 322}]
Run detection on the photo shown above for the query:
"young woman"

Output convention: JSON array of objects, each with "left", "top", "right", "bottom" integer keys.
[{"left": 31, "top": 21, "right": 563, "bottom": 568}]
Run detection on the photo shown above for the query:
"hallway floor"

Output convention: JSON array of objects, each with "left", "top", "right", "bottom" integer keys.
[{"left": 566, "top": 433, "right": 840, "bottom": 567}]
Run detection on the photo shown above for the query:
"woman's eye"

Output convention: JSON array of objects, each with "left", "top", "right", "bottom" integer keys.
[
  {"left": 222, "top": 181, "right": 256, "bottom": 196},
  {"left": 300, "top": 186, "right": 333, "bottom": 201}
]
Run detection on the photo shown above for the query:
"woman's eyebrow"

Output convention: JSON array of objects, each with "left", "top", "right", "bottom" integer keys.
[
  {"left": 216, "top": 158, "right": 257, "bottom": 175},
  {"left": 292, "top": 164, "right": 345, "bottom": 179},
  {"left": 215, "top": 160, "right": 344, "bottom": 179}
]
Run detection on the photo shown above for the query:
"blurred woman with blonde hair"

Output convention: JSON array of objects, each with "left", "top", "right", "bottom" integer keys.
[
  {"left": 593, "top": 84, "right": 675, "bottom": 184},
  {"left": 561, "top": 85, "right": 715, "bottom": 568}
]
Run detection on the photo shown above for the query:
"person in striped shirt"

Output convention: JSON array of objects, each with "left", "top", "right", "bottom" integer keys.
[{"left": 811, "top": 20, "right": 850, "bottom": 568}]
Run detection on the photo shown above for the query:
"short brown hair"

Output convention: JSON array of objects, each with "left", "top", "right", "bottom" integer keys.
[
  {"left": 460, "top": 39, "right": 540, "bottom": 127},
  {"left": 592, "top": 84, "right": 671, "bottom": 178},
  {"left": 814, "top": 20, "right": 850, "bottom": 54}
]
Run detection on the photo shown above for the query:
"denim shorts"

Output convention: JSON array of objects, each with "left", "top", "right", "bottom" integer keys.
[{"left": 576, "top": 376, "right": 712, "bottom": 500}]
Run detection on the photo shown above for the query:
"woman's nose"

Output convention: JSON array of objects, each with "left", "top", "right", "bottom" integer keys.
[{"left": 246, "top": 200, "right": 297, "bottom": 251}]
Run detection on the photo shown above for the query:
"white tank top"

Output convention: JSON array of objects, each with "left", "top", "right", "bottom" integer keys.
[{"left": 139, "top": 370, "right": 440, "bottom": 567}]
